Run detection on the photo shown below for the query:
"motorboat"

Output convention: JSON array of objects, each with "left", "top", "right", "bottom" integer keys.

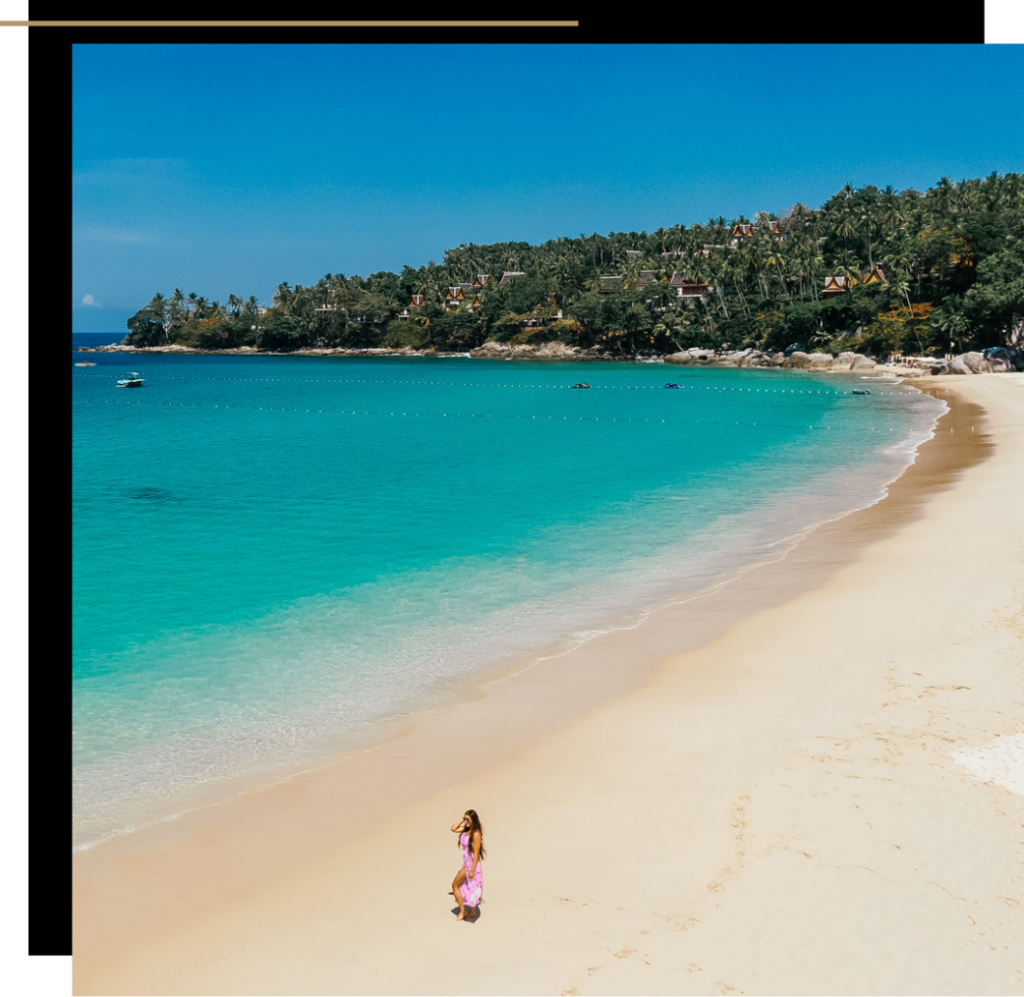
[
  {"left": 570, "top": 382, "right": 591, "bottom": 389},
  {"left": 116, "top": 372, "right": 145, "bottom": 388},
  {"left": 852, "top": 388, "right": 872, "bottom": 395}
]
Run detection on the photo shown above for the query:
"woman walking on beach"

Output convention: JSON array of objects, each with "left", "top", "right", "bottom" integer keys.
[{"left": 450, "top": 809, "right": 484, "bottom": 921}]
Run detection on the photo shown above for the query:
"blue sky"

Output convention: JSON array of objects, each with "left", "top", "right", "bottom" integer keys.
[{"left": 73, "top": 43, "right": 1024, "bottom": 332}]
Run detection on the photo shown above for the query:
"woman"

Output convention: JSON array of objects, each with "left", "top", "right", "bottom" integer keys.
[{"left": 450, "top": 809, "right": 485, "bottom": 920}]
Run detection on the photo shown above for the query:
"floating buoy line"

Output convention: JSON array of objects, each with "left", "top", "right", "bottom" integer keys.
[
  {"left": 71, "top": 397, "right": 910, "bottom": 434},
  {"left": 72, "top": 371, "right": 922, "bottom": 398}
]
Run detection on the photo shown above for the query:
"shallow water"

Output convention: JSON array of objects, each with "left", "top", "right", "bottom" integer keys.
[{"left": 72, "top": 349, "right": 944, "bottom": 848}]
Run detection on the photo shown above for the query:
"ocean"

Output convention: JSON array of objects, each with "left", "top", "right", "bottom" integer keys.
[{"left": 72, "top": 339, "right": 945, "bottom": 849}]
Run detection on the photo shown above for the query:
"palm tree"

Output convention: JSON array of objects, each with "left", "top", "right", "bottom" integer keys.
[
  {"left": 738, "top": 238, "right": 767, "bottom": 298},
  {"left": 764, "top": 238, "right": 790, "bottom": 300},
  {"left": 857, "top": 200, "right": 880, "bottom": 270},
  {"left": 885, "top": 273, "right": 914, "bottom": 314},
  {"left": 804, "top": 244, "right": 825, "bottom": 303},
  {"left": 724, "top": 251, "right": 751, "bottom": 317},
  {"left": 880, "top": 186, "right": 904, "bottom": 233},
  {"left": 146, "top": 292, "right": 169, "bottom": 340},
  {"left": 705, "top": 254, "right": 729, "bottom": 319},
  {"left": 931, "top": 295, "right": 969, "bottom": 353},
  {"left": 168, "top": 288, "right": 186, "bottom": 330},
  {"left": 273, "top": 282, "right": 293, "bottom": 311}
]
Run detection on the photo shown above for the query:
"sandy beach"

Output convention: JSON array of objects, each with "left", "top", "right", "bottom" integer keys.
[{"left": 72, "top": 373, "right": 1024, "bottom": 997}]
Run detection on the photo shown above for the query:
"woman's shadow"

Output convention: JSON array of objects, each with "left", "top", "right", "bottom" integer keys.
[{"left": 449, "top": 893, "right": 482, "bottom": 922}]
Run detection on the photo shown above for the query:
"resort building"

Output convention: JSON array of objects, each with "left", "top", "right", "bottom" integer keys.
[
  {"left": 823, "top": 266, "right": 887, "bottom": 294},
  {"left": 314, "top": 288, "right": 338, "bottom": 313},
  {"left": 598, "top": 270, "right": 664, "bottom": 293},
  {"left": 730, "top": 221, "right": 784, "bottom": 246},
  {"left": 397, "top": 294, "right": 426, "bottom": 320},
  {"left": 730, "top": 223, "right": 753, "bottom": 247},
  {"left": 499, "top": 271, "right": 526, "bottom": 286},
  {"left": 669, "top": 272, "right": 709, "bottom": 298},
  {"left": 437, "top": 275, "right": 497, "bottom": 313},
  {"left": 444, "top": 285, "right": 482, "bottom": 311},
  {"left": 598, "top": 270, "right": 706, "bottom": 298}
]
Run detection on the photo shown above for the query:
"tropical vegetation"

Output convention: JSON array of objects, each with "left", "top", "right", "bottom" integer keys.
[{"left": 124, "top": 174, "right": 1024, "bottom": 359}]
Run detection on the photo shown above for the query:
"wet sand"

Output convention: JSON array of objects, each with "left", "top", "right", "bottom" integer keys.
[{"left": 72, "top": 374, "right": 1024, "bottom": 996}]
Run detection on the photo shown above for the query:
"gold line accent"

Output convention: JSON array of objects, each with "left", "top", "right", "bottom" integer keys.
[{"left": 1, "top": 20, "right": 578, "bottom": 26}]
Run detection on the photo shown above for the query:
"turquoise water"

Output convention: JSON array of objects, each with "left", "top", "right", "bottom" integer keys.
[{"left": 72, "top": 352, "right": 943, "bottom": 848}]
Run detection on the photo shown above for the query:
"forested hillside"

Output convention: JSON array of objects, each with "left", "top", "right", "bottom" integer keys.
[{"left": 124, "top": 174, "right": 1024, "bottom": 358}]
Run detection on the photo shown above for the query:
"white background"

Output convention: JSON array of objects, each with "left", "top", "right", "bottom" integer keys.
[{"left": 2, "top": 5, "right": 64, "bottom": 997}]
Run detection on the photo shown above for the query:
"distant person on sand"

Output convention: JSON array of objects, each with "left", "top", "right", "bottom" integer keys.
[{"left": 450, "top": 809, "right": 485, "bottom": 920}]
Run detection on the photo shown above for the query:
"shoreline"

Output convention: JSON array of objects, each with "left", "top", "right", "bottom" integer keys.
[
  {"left": 72, "top": 340, "right": 1022, "bottom": 379},
  {"left": 70, "top": 377, "right": 939, "bottom": 856},
  {"left": 66, "top": 340, "right": 918, "bottom": 370},
  {"left": 72, "top": 375, "right": 1024, "bottom": 995}
]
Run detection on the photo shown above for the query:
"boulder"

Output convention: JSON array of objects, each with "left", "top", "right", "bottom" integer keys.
[
  {"left": 785, "top": 351, "right": 832, "bottom": 369},
  {"left": 961, "top": 351, "right": 993, "bottom": 374},
  {"left": 829, "top": 352, "right": 859, "bottom": 371},
  {"left": 469, "top": 342, "right": 511, "bottom": 358},
  {"left": 930, "top": 360, "right": 949, "bottom": 376},
  {"left": 664, "top": 352, "right": 694, "bottom": 365},
  {"left": 946, "top": 357, "right": 971, "bottom": 375},
  {"left": 830, "top": 351, "right": 876, "bottom": 371},
  {"left": 535, "top": 341, "right": 578, "bottom": 358}
]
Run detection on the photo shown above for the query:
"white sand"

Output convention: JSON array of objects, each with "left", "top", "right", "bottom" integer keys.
[
  {"left": 953, "top": 733, "right": 1024, "bottom": 799},
  {"left": 73, "top": 373, "right": 1024, "bottom": 996}
]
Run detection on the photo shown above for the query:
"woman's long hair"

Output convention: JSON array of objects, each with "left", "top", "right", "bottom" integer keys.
[{"left": 463, "top": 809, "right": 486, "bottom": 860}]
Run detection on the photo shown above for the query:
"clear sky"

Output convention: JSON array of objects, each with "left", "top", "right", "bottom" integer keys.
[{"left": 73, "top": 43, "right": 1024, "bottom": 333}]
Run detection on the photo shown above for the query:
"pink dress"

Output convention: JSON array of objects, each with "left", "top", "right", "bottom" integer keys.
[{"left": 459, "top": 831, "right": 483, "bottom": 907}]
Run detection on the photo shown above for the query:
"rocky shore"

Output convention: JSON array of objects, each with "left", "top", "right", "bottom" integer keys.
[{"left": 75, "top": 341, "right": 1023, "bottom": 375}]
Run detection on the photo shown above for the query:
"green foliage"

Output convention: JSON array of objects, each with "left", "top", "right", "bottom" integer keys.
[
  {"left": 124, "top": 308, "right": 165, "bottom": 346},
  {"left": 176, "top": 317, "right": 233, "bottom": 349},
  {"left": 126, "top": 172, "right": 1024, "bottom": 360},
  {"left": 254, "top": 309, "right": 304, "bottom": 352},
  {"left": 963, "top": 244, "right": 1024, "bottom": 346},
  {"left": 860, "top": 304, "right": 938, "bottom": 356},
  {"left": 382, "top": 319, "right": 430, "bottom": 349}
]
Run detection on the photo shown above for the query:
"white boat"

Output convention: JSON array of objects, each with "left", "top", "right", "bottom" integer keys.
[{"left": 116, "top": 371, "right": 144, "bottom": 388}]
